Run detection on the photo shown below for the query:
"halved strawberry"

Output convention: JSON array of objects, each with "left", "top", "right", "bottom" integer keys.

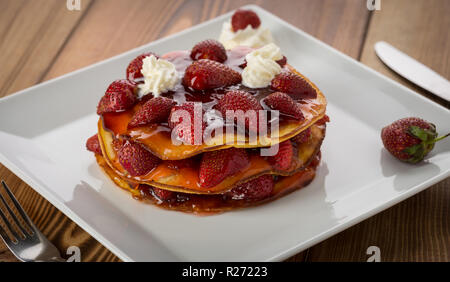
[
  {"left": 128, "top": 97, "right": 175, "bottom": 128},
  {"left": 152, "top": 187, "right": 176, "bottom": 202},
  {"left": 168, "top": 102, "right": 206, "bottom": 145},
  {"left": 268, "top": 140, "right": 294, "bottom": 171},
  {"left": 183, "top": 59, "right": 241, "bottom": 90},
  {"left": 271, "top": 72, "right": 317, "bottom": 99},
  {"left": 86, "top": 134, "right": 102, "bottom": 155},
  {"left": 292, "top": 128, "right": 311, "bottom": 144},
  {"left": 225, "top": 174, "right": 274, "bottom": 201},
  {"left": 97, "top": 79, "right": 137, "bottom": 115},
  {"left": 126, "top": 52, "right": 159, "bottom": 81},
  {"left": 276, "top": 56, "right": 287, "bottom": 67},
  {"left": 118, "top": 141, "right": 160, "bottom": 176},
  {"left": 190, "top": 39, "right": 227, "bottom": 63},
  {"left": 316, "top": 114, "right": 330, "bottom": 125},
  {"left": 239, "top": 56, "right": 287, "bottom": 69},
  {"left": 199, "top": 148, "right": 249, "bottom": 188},
  {"left": 231, "top": 9, "right": 261, "bottom": 32},
  {"left": 264, "top": 92, "right": 304, "bottom": 120},
  {"left": 216, "top": 90, "right": 262, "bottom": 133}
]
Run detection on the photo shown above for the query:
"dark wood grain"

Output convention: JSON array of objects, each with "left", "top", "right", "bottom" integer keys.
[{"left": 306, "top": 0, "right": 450, "bottom": 262}]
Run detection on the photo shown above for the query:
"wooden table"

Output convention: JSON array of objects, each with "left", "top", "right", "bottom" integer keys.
[{"left": 0, "top": 0, "right": 448, "bottom": 262}]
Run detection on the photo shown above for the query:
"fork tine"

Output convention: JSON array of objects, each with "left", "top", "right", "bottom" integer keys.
[
  {"left": 0, "top": 185, "right": 29, "bottom": 237},
  {"left": 0, "top": 205, "right": 20, "bottom": 241},
  {"left": 0, "top": 221, "right": 13, "bottom": 244},
  {"left": 1, "top": 181, "right": 35, "bottom": 235}
]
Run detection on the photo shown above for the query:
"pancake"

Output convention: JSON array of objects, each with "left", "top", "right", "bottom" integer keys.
[
  {"left": 96, "top": 151, "right": 321, "bottom": 214},
  {"left": 91, "top": 45, "right": 328, "bottom": 213},
  {"left": 98, "top": 123, "right": 325, "bottom": 194}
]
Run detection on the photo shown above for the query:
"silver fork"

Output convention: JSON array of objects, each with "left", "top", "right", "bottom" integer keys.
[{"left": 0, "top": 181, "right": 64, "bottom": 262}]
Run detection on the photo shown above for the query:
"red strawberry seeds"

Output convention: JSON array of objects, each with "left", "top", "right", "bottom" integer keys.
[
  {"left": 231, "top": 9, "right": 261, "bottom": 32},
  {"left": 268, "top": 140, "right": 294, "bottom": 171},
  {"left": 168, "top": 102, "right": 206, "bottom": 145},
  {"left": 381, "top": 117, "right": 448, "bottom": 163},
  {"left": 183, "top": 59, "right": 241, "bottom": 91},
  {"left": 97, "top": 79, "right": 137, "bottom": 115},
  {"left": 271, "top": 72, "right": 317, "bottom": 100},
  {"left": 190, "top": 39, "right": 227, "bottom": 63},
  {"left": 199, "top": 148, "right": 250, "bottom": 188},
  {"left": 216, "top": 90, "right": 262, "bottom": 133},
  {"left": 86, "top": 134, "right": 102, "bottom": 155},
  {"left": 118, "top": 141, "right": 160, "bottom": 176},
  {"left": 128, "top": 97, "right": 175, "bottom": 128},
  {"left": 152, "top": 187, "right": 176, "bottom": 202},
  {"left": 225, "top": 174, "right": 274, "bottom": 201},
  {"left": 264, "top": 92, "right": 304, "bottom": 120}
]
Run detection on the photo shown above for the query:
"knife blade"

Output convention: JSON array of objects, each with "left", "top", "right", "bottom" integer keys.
[{"left": 375, "top": 41, "right": 450, "bottom": 101}]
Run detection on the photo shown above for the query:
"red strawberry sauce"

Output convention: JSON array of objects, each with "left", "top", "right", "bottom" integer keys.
[
  {"left": 102, "top": 47, "right": 320, "bottom": 144},
  {"left": 97, "top": 47, "right": 325, "bottom": 214}
]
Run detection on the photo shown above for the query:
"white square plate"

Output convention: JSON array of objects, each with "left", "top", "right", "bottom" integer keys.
[{"left": 0, "top": 5, "right": 449, "bottom": 261}]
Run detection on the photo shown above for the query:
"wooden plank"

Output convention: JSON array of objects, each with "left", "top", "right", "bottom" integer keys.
[
  {"left": 0, "top": 0, "right": 369, "bottom": 262},
  {"left": 0, "top": 0, "right": 116, "bottom": 262},
  {"left": 360, "top": 0, "right": 450, "bottom": 108},
  {"left": 44, "top": 0, "right": 369, "bottom": 80},
  {"left": 307, "top": 0, "right": 450, "bottom": 262},
  {"left": 0, "top": 0, "right": 93, "bottom": 97}
]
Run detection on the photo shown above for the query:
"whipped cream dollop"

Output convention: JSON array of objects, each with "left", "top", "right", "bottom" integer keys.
[
  {"left": 242, "top": 43, "right": 283, "bottom": 88},
  {"left": 218, "top": 21, "right": 274, "bottom": 50},
  {"left": 139, "top": 55, "right": 180, "bottom": 96}
]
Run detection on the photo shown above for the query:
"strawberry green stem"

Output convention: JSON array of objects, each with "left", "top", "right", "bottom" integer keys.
[{"left": 434, "top": 132, "right": 450, "bottom": 143}]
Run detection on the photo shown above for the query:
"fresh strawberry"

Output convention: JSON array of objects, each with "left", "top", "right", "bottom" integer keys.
[
  {"left": 216, "top": 90, "right": 262, "bottom": 133},
  {"left": 126, "top": 52, "right": 159, "bottom": 81},
  {"left": 381, "top": 117, "right": 449, "bottom": 163},
  {"left": 199, "top": 148, "right": 249, "bottom": 188},
  {"left": 268, "top": 140, "right": 294, "bottom": 171},
  {"left": 152, "top": 187, "right": 176, "bottom": 202},
  {"left": 168, "top": 102, "right": 206, "bottom": 145},
  {"left": 276, "top": 56, "right": 287, "bottom": 67},
  {"left": 183, "top": 59, "right": 241, "bottom": 90},
  {"left": 128, "top": 97, "right": 175, "bottom": 128},
  {"left": 316, "top": 114, "right": 330, "bottom": 126},
  {"left": 264, "top": 92, "right": 304, "bottom": 120},
  {"left": 225, "top": 175, "right": 274, "bottom": 201},
  {"left": 86, "top": 134, "right": 102, "bottom": 155},
  {"left": 239, "top": 55, "right": 287, "bottom": 69},
  {"left": 118, "top": 141, "right": 160, "bottom": 176},
  {"left": 292, "top": 128, "right": 311, "bottom": 144},
  {"left": 231, "top": 9, "right": 261, "bottom": 32},
  {"left": 97, "top": 79, "right": 137, "bottom": 115},
  {"left": 271, "top": 72, "right": 317, "bottom": 99},
  {"left": 190, "top": 39, "right": 227, "bottom": 63}
]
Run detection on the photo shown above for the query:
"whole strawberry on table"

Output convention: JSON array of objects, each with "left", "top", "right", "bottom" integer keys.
[{"left": 381, "top": 117, "right": 449, "bottom": 164}]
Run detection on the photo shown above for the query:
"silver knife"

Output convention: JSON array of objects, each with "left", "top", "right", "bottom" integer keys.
[{"left": 375, "top": 41, "right": 450, "bottom": 101}]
